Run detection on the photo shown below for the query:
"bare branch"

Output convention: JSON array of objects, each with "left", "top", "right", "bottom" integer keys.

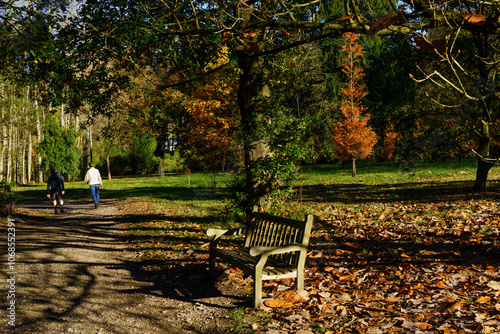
[{"left": 471, "top": 148, "right": 500, "bottom": 164}]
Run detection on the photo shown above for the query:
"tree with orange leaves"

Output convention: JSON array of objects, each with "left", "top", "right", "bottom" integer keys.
[
  {"left": 332, "top": 33, "right": 377, "bottom": 177},
  {"left": 181, "top": 46, "right": 241, "bottom": 173}
]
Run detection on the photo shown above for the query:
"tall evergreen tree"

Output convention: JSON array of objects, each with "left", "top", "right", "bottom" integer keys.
[
  {"left": 38, "top": 114, "right": 81, "bottom": 180},
  {"left": 332, "top": 33, "right": 377, "bottom": 177}
]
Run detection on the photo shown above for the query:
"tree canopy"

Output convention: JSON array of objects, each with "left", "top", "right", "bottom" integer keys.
[{"left": 1, "top": 0, "right": 499, "bottom": 205}]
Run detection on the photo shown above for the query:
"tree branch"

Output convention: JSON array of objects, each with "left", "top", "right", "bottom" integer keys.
[{"left": 471, "top": 148, "right": 500, "bottom": 164}]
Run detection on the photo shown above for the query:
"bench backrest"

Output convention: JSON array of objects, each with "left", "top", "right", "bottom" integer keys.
[{"left": 244, "top": 212, "right": 313, "bottom": 265}]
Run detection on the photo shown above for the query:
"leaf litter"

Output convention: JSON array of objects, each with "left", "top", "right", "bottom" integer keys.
[{"left": 120, "top": 197, "right": 500, "bottom": 333}]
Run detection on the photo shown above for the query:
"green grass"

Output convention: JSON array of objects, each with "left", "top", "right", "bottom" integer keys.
[
  {"left": 12, "top": 158, "right": 500, "bottom": 231},
  {"left": 13, "top": 172, "right": 236, "bottom": 203},
  {"left": 12, "top": 158, "right": 500, "bottom": 207},
  {"left": 296, "top": 157, "right": 485, "bottom": 186},
  {"left": 291, "top": 158, "right": 500, "bottom": 210}
]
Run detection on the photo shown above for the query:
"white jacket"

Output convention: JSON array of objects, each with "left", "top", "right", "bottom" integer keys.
[{"left": 85, "top": 167, "right": 102, "bottom": 185}]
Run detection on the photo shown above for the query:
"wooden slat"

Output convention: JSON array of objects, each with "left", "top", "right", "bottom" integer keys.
[
  {"left": 252, "top": 212, "right": 305, "bottom": 229},
  {"left": 213, "top": 248, "right": 298, "bottom": 280}
]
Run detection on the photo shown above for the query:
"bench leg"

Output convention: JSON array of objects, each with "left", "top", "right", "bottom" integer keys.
[
  {"left": 253, "top": 273, "right": 263, "bottom": 308},
  {"left": 209, "top": 255, "right": 216, "bottom": 273},
  {"left": 209, "top": 246, "right": 216, "bottom": 273},
  {"left": 297, "top": 270, "right": 304, "bottom": 291}
]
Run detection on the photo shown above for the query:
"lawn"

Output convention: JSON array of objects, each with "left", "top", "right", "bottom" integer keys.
[{"left": 12, "top": 159, "right": 500, "bottom": 333}]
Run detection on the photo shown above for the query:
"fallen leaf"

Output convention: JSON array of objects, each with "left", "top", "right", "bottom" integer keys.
[
  {"left": 385, "top": 297, "right": 401, "bottom": 303},
  {"left": 484, "top": 326, "right": 499, "bottom": 334},
  {"left": 263, "top": 298, "right": 294, "bottom": 308},
  {"left": 435, "top": 280, "right": 452, "bottom": 289},
  {"left": 264, "top": 299, "right": 284, "bottom": 308},
  {"left": 487, "top": 281, "right": 500, "bottom": 290},
  {"left": 476, "top": 296, "right": 491, "bottom": 303},
  {"left": 321, "top": 303, "right": 332, "bottom": 313},
  {"left": 418, "top": 322, "right": 433, "bottom": 330},
  {"left": 411, "top": 283, "right": 426, "bottom": 290},
  {"left": 446, "top": 301, "right": 464, "bottom": 312}
]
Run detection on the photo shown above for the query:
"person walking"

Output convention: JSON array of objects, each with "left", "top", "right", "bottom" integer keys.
[
  {"left": 47, "top": 167, "right": 65, "bottom": 214},
  {"left": 84, "top": 162, "right": 102, "bottom": 208}
]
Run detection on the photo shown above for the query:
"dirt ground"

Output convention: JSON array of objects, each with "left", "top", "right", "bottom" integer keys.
[{"left": 2, "top": 201, "right": 246, "bottom": 334}]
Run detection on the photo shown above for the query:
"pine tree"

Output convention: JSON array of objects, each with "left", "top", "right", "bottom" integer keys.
[
  {"left": 38, "top": 114, "right": 82, "bottom": 180},
  {"left": 332, "top": 33, "right": 377, "bottom": 177}
]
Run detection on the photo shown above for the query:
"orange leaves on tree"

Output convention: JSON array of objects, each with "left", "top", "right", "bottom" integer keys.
[
  {"left": 464, "top": 13, "right": 486, "bottom": 26},
  {"left": 413, "top": 35, "right": 446, "bottom": 53},
  {"left": 332, "top": 33, "right": 377, "bottom": 177},
  {"left": 182, "top": 48, "right": 241, "bottom": 172},
  {"left": 368, "top": 12, "right": 402, "bottom": 36},
  {"left": 336, "top": 14, "right": 355, "bottom": 21},
  {"left": 380, "top": 127, "right": 398, "bottom": 161}
]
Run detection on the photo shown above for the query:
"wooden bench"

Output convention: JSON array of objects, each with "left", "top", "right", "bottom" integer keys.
[{"left": 206, "top": 208, "right": 313, "bottom": 307}]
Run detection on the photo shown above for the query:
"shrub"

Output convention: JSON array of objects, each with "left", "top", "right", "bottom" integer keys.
[
  {"left": 107, "top": 154, "right": 133, "bottom": 175},
  {"left": 130, "top": 133, "right": 159, "bottom": 174},
  {"left": 161, "top": 151, "right": 186, "bottom": 173},
  {"left": 0, "top": 183, "right": 16, "bottom": 216}
]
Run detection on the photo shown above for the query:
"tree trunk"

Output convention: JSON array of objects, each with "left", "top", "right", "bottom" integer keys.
[
  {"left": 6, "top": 120, "right": 12, "bottom": 183},
  {"left": 60, "top": 103, "right": 65, "bottom": 128},
  {"left": 83, "top": 122, "right": 92, "bottom": 177},
  {"left": 473, "top": 120, "right": 493, "bottom": 191},
  {"left": 237, "top": 50, "right": 274, "bottom": 208},
  {"left": 0, "top": 107, "right": 5, "bottom": 182},
  {"left": 352, "top": 159, "right": 357, "bottom": 177},
  {"left": 474, "top": 158, "right": 493, "bottom": 191},
  {"left": 472, "top": 33, "right": 495, "bottom": 191},
  {"left": 35, "top": 91, "right": 44, "bottom": 183},
  {"left": 28, "top": 133, "right": 32, "bottom": 183},
  {"left": 106, "top": 152, "right": 112, "bottom": 180},
  {"left": 21, "top": 135, "right": 26, "bottom": 184}
]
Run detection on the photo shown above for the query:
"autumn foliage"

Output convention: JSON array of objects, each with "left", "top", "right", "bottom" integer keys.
[
  {"left": 332, "top": 32, "right": 377, "bottom": 176},
  {"left": 181, "top": 46, "right": 241, "bottom": 172}
]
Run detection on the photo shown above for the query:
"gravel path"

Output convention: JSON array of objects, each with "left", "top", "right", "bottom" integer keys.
[{"left": 2, "top": 202, "right": 241, "bottom": 334}]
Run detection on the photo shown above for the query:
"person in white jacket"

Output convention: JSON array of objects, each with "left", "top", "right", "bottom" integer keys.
[{"left": 84, "top": 162, "right": 102, "bottom": 208}]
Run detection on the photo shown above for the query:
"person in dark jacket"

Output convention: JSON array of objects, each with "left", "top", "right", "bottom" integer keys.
[{"left": 47, "top": 167, "right": 65, "bottom": 214}]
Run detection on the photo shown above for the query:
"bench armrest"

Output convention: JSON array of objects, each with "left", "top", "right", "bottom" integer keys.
[
  {"left": 249, "top": 244, "right": 307, "bottom": 257},
  {"left": 206, "top": 228, "right": 245, "bottom": 241}
]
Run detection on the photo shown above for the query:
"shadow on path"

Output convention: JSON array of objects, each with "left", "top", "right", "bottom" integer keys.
[{"left": 0, "top": 202, "right": 240, "bottom": 334}]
